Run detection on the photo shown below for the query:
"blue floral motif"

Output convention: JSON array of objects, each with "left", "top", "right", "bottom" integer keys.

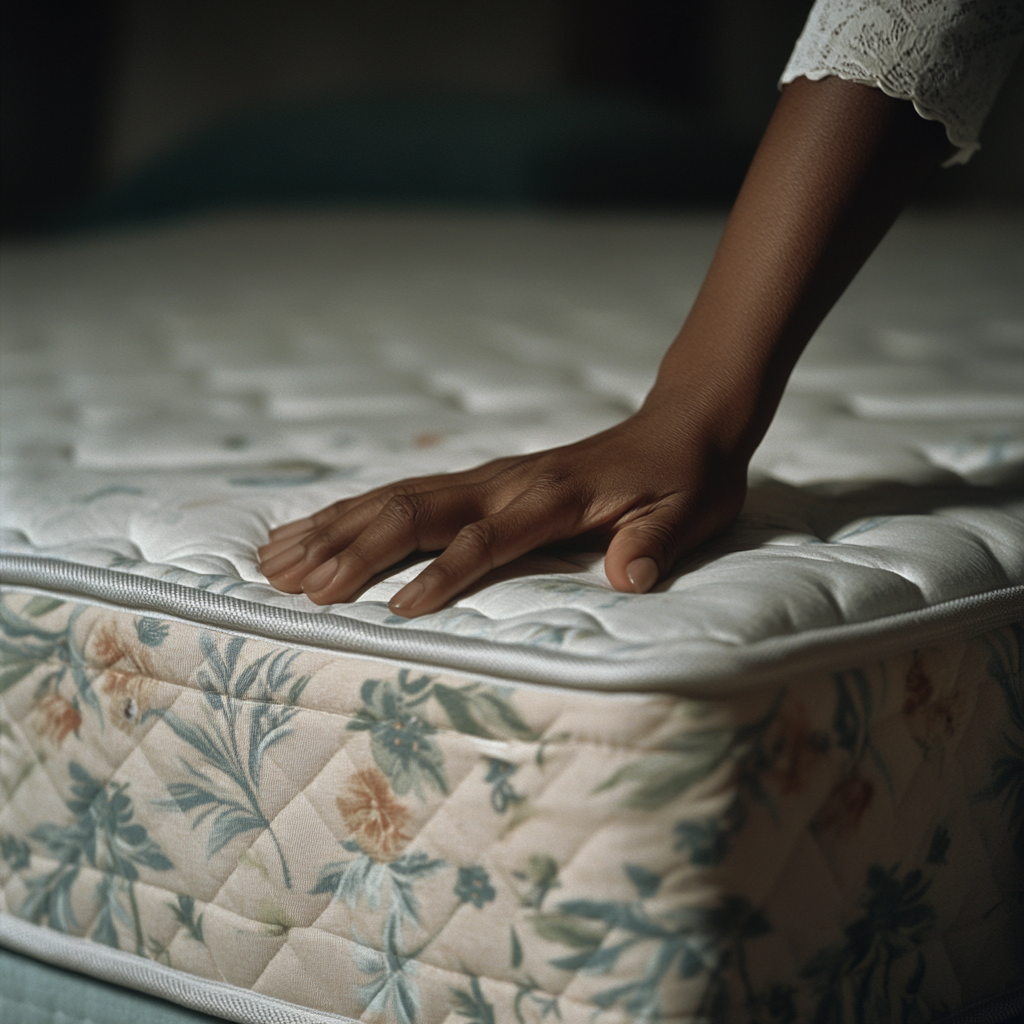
[
  {"left": 531, "top": 863, "right": 772, "bottom": 1022},
  {"left": 155, "top": 634, "right": 308, "bottom": 887},
  {"left": 800, "top": 863, "right": 943, "bottom": 1024},
  {"left": 135, "top": 617, "right": 170, "bottom": 647},
  {"left": 484, "top": 758, "right": 523, "bottom": 813},
  {"left": 16, "top": 762, "right": 172, "bottom": 954},
  {"left": 455, "top": 866, "right": 496, "bottom": 909},
  {"left": 346, "top": 670, "right": 537, "bottom": 801}
]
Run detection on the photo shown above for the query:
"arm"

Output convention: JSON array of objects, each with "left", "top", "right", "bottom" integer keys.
[{"left": 258, "top": 76, "right": 953, "bottom": 616}]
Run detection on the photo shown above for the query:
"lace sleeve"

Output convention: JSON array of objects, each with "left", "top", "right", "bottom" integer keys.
[{"left": 780, "top": 0, "right": 1024, "bottom": 163}]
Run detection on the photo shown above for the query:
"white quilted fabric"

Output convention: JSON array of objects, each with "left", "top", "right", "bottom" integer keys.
[
  {"left": 1, "top": 211, "right": 1022, "bottom": 690},
  {"left": 2, "top": 211, "right": 1023, "bottom": 1024},
  {"left": 782, "top": 0, "right": 1024, "bottom": 162}
]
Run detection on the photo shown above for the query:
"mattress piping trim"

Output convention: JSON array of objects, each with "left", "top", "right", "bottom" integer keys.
[
  {"left": 0, "top": 913, "right": 359, "bottom": 1024},
  {"left": 2, "top": 554, "right": 1022, "bottom": 695}
]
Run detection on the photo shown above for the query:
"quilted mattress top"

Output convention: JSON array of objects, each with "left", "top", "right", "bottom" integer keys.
[{"left": 1, "top": 211, "right": 1022, "bottom": 693}]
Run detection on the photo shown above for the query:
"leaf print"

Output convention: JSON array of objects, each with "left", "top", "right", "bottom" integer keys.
[
  {"left": 0, "top": 718, "right": 34, "bottom": 799},
  {"left": 596, "top": 696, "right": 785, "bottom": 869},
  {"left": 594, "top": 732, "right": 734, "bottom": 810},
  {"left": 18, "top": 761, "right": 172, "bottom": 954},
  {"left": 925, "top": 825, "right": 950, "bottom": 866},
  {"left": 832, "top": 672, "right": 892, "bottom": 793},
  {"left": 23, "top": 596, "right": 65, "bottom": 618},
  {"left": 167, "top": 894, "right": 205, "bottom": 942},
  {"left": 347, "top": 671, "right": 538, "bottom": 800},
  {"left": 0, "top": 649, "right": 38, "bottom": 694},
  {"left": 156, "top": 635, "right": 304, "bottom": 887},
  {"left": 0, "top": 602, "right": 100, "bottom": 724},
  {"left": 673, "top": 817, "right": 732, "bottom": 867},
  {"left": 356, "top": 911, "right": 420, "bottom": 1024},
  {"left": 1, "top": 834, "right": 31, "bottom": 870},
  {"left": 455, "top": 866, "right": 496, "bottom": 909},
  {"left": 451, "top": 976, "right": 495, "bottom": 1024},
  {"left": 513, "top": 980, "right": 562, "bottom": 1023},
  {"left": 432, "top": 682, "right": 538, "bottom": 742},
  {"left": 528, "top": 912, "right": 604, "bottom": 952},
  {"left": 801, "top": 864, "right": 938, "bottom": 1024},
  {"left": 624, "top": 863, "right": 661, "bottom": 899},
  {"left": 534, "top": 864, "right": 773, "bottom": 1022},
  {"left": 510, "top": 926, "right": 523, "bottom": 968},
  {"left": 485, "top": 758, "right": 524, "bottom": 814},
  {"left": 346, "top": 671, "right": 540, "bottom": 798},
  {"left": 311, "top": 841, "right": 445, "bottom": 947},
  {"left": 135, "top": 618, "right": 170, "bottom": 647},
  {"left": 347, "top": 678, "right": 448, "bottom": 800},
  {"left": 595, "top": 695, "right": 783, "bottom": 812},
  {"left": 512, "top": 854, "right": 560, "bottom": 908},
  {"left": 976, "top": 624, "right": 1024, "bottom": 860}
]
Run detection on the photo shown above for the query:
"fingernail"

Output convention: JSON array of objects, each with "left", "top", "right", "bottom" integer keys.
[
  {"left": 260, "top": 544, "right": 306, "bottom": 577},
  {"left": 389, "top": 580, "right": 425, "bottom": 616},
  {"left": 301, "top": 559, "right": 339, "bottom": 594},
  {"left": 626, "top": 557, "right": 659, "bottom": 594},
  {"left": 270, "top": 517, "right": 314, "bottom": 541},
  {"left": 258, "top": 537, "right": 294, "bottom": 559}
]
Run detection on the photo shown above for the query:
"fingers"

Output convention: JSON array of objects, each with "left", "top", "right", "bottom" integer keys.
[
  {"left": 263, "top": 458, "right": 521, "bottom": 547},
  {"left": 387, "top": 491, "right": 577, "bottom": 617},
  {"left": 262, "top": 485, "right": 489, "bottom": 597}
]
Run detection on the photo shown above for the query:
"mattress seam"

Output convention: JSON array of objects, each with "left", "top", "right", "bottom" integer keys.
[{"left": 3, "top": 555, "right": 1022, "bottom": 695}]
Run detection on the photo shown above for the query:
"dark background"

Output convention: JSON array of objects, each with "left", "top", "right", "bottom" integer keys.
[{"left": 3, "top": 0, "right": 1023, "bottom": 236}]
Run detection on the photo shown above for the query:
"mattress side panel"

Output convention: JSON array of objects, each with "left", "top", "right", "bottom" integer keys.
[{"left": 1, "top": 589, "right": 1020, "bottom": 1023}]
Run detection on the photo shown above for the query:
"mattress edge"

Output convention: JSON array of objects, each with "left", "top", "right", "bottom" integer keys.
[
  {"left": 0, "top": 913, "right": 359, "bottom": 1024},
  {"left": 3, "top": 554, "right": 1022, "bottom": 696}
]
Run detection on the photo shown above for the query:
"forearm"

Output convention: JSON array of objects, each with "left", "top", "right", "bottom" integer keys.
[
  {"left": 261, "top": 76, "right": 960, "bottom": 612},
  {"left": 645, "top": 75, "right": 954, "bottom": 458}
]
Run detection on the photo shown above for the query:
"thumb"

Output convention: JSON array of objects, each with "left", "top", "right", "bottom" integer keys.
[{"left": 604, "top": 501, "right": 690, "bottom": 594}]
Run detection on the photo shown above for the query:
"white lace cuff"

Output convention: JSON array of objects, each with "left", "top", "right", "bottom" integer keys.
[{"left": 780, "top": 0, "right": 1024, "bottom": 164}]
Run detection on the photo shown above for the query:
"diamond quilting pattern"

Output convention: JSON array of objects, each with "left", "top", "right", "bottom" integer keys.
[{"left": 1, "top": 589, "right": 1022, "bottom": 1023}]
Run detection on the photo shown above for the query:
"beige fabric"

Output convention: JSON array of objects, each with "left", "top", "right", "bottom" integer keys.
[{"left": 1, "top": 590, "right": 1022, "bottom": 1022}]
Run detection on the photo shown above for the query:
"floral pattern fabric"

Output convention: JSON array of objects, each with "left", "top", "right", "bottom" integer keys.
[{"left": 1, "top": 589, "right": 1021, "bottom": 1023}]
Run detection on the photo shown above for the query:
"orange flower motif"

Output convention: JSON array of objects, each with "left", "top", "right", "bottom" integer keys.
[
  {"left": 35, "top": 694, "right": 82, "bottom": 745},
  {"left": 102, "top": 670, "right": 153, "bottom": 733},
  {"left": 902, "top": 653, "right": 965, "bottom": 753},
  {"left": 902, "top": 655, "right": 934, "bottom": 715},
  {"left": 336, "top": 768, "right": 411, "bottom": 862},
  {"left": 812, "top": 773, "right": 874, "bottom": 836},
  {"left": 93, "top": 624, "right": 126, "bottom": 668},
  {"left": 766, "top": 705, "right": 829, "bottom": 794}
]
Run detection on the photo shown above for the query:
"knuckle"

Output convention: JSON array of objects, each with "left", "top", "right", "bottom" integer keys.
[
  {"left": 303, "top": 528, "right": 341, "bottom": 559},
  {"left": 632, "top": 519, "right": 681, "bottom": 563},
  {"left": 379, "top": 493, "right": 425, "bottom": 527},
  {"left": 455, "top": 518, "right": 501, "bottom": 557}
]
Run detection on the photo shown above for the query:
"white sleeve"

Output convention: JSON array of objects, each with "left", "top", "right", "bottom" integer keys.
[{"left": 780, "top": 0, "right": 1024, "bottom": 163}]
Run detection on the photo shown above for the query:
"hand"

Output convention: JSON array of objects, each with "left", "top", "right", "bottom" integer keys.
[
  {"left": 257, "top": 409, "right": 748, "bottom": 617},
  {"left": 259, "top": 76, "right": 954, "bottom": 619}
]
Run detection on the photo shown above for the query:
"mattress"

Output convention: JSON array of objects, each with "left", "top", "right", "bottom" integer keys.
[{"left": 1, "top": 210, "right": 1022, "bottom": 1024}]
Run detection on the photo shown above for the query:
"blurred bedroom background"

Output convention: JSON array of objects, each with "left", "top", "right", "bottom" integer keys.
[{"left": 3, "top": 0, "right": 1023, "bottom": 237}]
